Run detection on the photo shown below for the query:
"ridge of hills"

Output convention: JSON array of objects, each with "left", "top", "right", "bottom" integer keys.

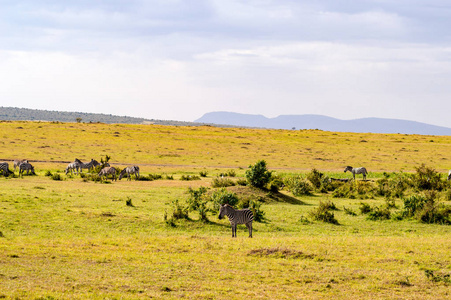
[{"left": 195, "top": 111, "right": 451, "bottom": 135}]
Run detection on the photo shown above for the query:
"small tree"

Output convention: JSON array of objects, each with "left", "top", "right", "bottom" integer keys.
[
  {"left": 76, "top": 117, "right": 82, "bottom": 123},
  {"left": 245, "top": 160, "right": 272, "bottom": 189},
  {"left": 186, "top": 187, "right": 210, "bottom": 222}
]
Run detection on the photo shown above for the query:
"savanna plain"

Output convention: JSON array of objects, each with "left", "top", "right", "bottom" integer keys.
[{"left": 1, "top": 121, "right": 451, "bottom": 299}]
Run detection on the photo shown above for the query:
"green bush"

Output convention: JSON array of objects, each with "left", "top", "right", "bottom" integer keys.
[
  {"left": 308, "top": 201, "right": 339, "bottom": 224},
  {"left": 366, "top": 206, "right": 391, "bottom": 221},
  {"left": 284, "top": 175, "right": 313, "bottom": 196},
  {"left": 245, "top": 160, "right": 272, "bottom": 189},
  {"left": 51, "top": 173, "right": 62, "bottom": 181},
  {"left": 249, "top": 199, "right": 265, "bottom": 222},
  {"left": 180, "top": 174, "right": 200, "bottom": 181},
  {"left": 211, "top": 177, "right": 236, "bottom": 188},
  {"left": 412, "top": 164, "right": 444, "bottom": 191},
  {"left": 211, "top": 188, "right": 239, "bottom": 209},
  {"left": 306, "top": 169, "right": 324, "bottom": 189},
  {"left": 186, "top": 187, "right": 210, "bottom": 222}
]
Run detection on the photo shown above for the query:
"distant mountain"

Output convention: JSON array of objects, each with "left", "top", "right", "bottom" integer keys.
[
  {"left": 0, "top": 107, "right": 205, "bottom": 126},
  {"left": 195, "top": 112, "right": 451, "bottom": 135}
]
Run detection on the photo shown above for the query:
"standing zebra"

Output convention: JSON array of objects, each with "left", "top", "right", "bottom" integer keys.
[
  {"left": 344, "top": 166, "right": 368, "bottom": 180},
  {"left": 0, "top": 162, "right": 12, "bottom": 176},
  {"left": 118, "top": 166, "right": 140, "bottom": 180},
  {"left": 19, "top": 162, "right": 35, "bottom": 176},
  {"left": 98, "top": 166, "right": 117, "bottom": 181},
  {"left": 76, "top": 158, "right": 100, "bottom": 172},
  {"left": 65, "top": 161, "right": 81, "bottom": 175},
  {"left": 13, "top": 159, "right": 28, "bottom": 171},
  {"left": 219, "top": 204, "right": 254, "bottom": 238}
]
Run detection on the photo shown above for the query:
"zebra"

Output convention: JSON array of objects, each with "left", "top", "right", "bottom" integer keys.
[
  {"left": 19, "top": 162, "right": 35, "bottom": 176},
  {"left": 98, "top": 166, "right": 117, "bottom": 181},
  {"left": 344, "top": 166, "right": 368, "bottom": 180},
  {"left": 448, "top": 170, "right": 451, "bottom": 181},
  {"left": 218, "top": 204, "right": 254, "bottom": 238},
  {"left": 75, "top": 158, "right": 100, "bottom": 172},
  {"left": 13, "top": 159, "right": 28, "bottom": 171},
  {"left": 118, "top": 166, "right": 140, "bottom": 180},
  {"left": 0, "top": 162, "right": 12, "bottom": 176},
  {"left": 65, "top": 161, "right": 81, "bottom": 175}
]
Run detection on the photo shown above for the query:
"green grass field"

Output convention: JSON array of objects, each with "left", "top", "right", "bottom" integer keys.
[{"left": 1, "top": 121, "right": 451, "bottom": 299}]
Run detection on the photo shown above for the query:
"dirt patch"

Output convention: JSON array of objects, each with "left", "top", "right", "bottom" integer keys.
[{"left": 248, "top": 247, "right": 316, "bottom": 260}]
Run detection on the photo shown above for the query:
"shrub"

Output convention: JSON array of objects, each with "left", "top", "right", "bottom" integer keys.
[
  {"left": 186, "top": 187, "right": 210, "bottom": 222},
  {"left": 211, "top": 188, "right": 239, "bottom": 209},
  {"left": 51, "top": 173, "right": 62, "bottom": 181},
  {"left": 366, "top": 206, "right": 391, "bottom": 221},
  {"left": 211, "top": 177, "right": 236, "bottom": 188},
  {"left": 245, "top": 160, "right": 272, "bottom": 189},
  {"left": 343, "top": 206, "right": 357, "bottom": 216},
  {"left": 359, "top": 202, "right": 372, "bottom": 214},
  {"left": 306, "top": 168, "right": 324, "bottom": 189},
  {"left": 401, "top": 192, "right": 451, "bottom": 224},
  {"left": 164, "top": 199, "right": 189, "bottom": 226},
  {"left": 308, "top": 201, "right": 339, "bottom": 224},
  {"left": 268, "top": 175, "right": 284, "bottom": 192},
  {"left": 249, "top": 199, "right": 265, "bottom": 222},
  {"left": 199, "top": 170, "right": 208, "bottom": 177},
  {"left": 412, "top": 164, "right": 444, "bottom": 191},
  {"left": 126, "top": 197, "right": 134, "bottom": 207},
  {"left": 236, "top": 178, "right": 248, "bottom": 186},
  {"left": 180, "top": 174, "right": 200, "bottom": 181},
  {"left": 219, "top": 169, "right": 236, "bottom": 177},
  {"left": 45, "top": 170, "right": 52, "bottom": 177},
  {"left": 284, "top": 175, "right": 313, "bottom": 196}
]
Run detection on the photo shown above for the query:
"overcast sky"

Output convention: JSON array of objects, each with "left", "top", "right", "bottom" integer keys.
[{"left": 1, "top": 0, "right": 451, "bottom": 126}]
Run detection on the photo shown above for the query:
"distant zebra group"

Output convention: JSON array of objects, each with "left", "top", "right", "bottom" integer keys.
[{"left": 0, "top": 160, "right": 35, "bottom": 177}]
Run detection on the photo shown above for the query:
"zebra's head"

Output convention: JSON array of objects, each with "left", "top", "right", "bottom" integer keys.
[
  {"left": 218, "top": 204, "right": 228, "bottom": 219},
  {"left": 92, "top": 159, "right": 100, "bottom": 167},
  {"left": 118, "top": 168, "right": 127, "bottom": 180},
  {"left": 344, "top": 166, "right": 353, "bottom": 173}
]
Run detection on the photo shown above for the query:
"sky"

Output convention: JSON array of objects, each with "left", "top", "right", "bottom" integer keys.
[{"left": 1, "top": 0, "right": 451, "bottom": 127}]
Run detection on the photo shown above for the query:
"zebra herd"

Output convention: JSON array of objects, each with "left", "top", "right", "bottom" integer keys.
[{"left": 0, "top": 158, "right": 140, "bottom": 181}]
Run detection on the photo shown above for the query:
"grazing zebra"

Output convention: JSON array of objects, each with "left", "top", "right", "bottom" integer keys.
[
  {"left": 19, "top": 162, "right": 35, "bottom": 176},
  {"left": 75, "top": 158, "right": 100, "bottom": 172},
  {"left": 13, "top": 159, "right": 28, "bottom": 171},
  {"left": 344, "top": 166, "right": 368, "bottom": 180},
  {"left": 65, "top": 161, "right": 81, "bottom": 175},
  {"left": 98, "top": 166, "right": 117, "bottom": 181},
  {"left": 118, "top": 166, "right": 140, "bottom": 180},
  {"left": 448, "top": 170, "right": 451, "bottom": 181},
  {"left": 0, "top": 162, "right": 12, "bottom": 176},
  {"left": 219, "top": 204, "right": 254, "bottom": 238}
]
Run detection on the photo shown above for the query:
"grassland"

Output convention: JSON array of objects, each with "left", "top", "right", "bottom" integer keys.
[{"left": 1, "top": 121, "right": 451, "bottom": 299}]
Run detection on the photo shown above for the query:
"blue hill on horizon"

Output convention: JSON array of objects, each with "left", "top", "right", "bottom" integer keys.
[{"left": 195, "top": 112, "right": 451, "bottom": 136}]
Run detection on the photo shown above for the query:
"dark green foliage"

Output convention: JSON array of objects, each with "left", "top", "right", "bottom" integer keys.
[
  {"left": 180, "top": 174, "right": 200, "bottom": 181},
  {"left": 284, "top": 175, "right": 312, "bottom": 196},
  {"left": 366, "top": 206, "right": 391, "bottom": 221},
  {"left": 359, "top": 202, "right": 372, "bottom": 214},
  {"left": 268, "top": 175, "right": 284, "bottom": 192},
  {"left": 51, "top": 173, "right": 62, "bottom": 181},
  {"left": 126, "top": 197, "right": 134, "bottom": 207},
  {"left": 187, "top": 187, "right": 210, "bottom": 222},
  {"left": 343, "top": 206, "right": 357, "bottom": 216},
  {"left": 308, "top": 201, "right": 339, "bottom": 224},
  {"left": 306, "top": 169, "right": 324, "bottom": 189},
  {"left": 236, "top": 178, "right": 248, "bottom": 186},
  {"left": 425, "top": 270, "right": 451, "bottom": 284},
  {"left": 412, "top": 164, "right": 444, "bottom": 191},
  {"left": 219, "top": 170, "right": 236, "bottom": 177},
  {"left": 211, "top": 188, "right": 239, "bottom": 209},
  {"left": 332, "top": 181, "right": 375, "bottom": 199},
  {"left": 211, "top": 177, "right": 236, "bottom": 188},
  {"left": 45, "top": 170, "right": 52, "bottom": 177},
  {"left": 199, "top": 170, "right": 208, "bottom": 177},
  {"left": 245, "top": 160, "right": 272, "bottom": 189},
  {"left": 248, "top": 199, "right": 265, "bottom": 222},
  {"left": 164, "top": 199, "right": 189, "bottom": 226}
]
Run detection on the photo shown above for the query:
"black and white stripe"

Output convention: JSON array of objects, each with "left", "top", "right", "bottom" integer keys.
[
  {"left": 19, "top": 162, "right": 35, "bottom": 176},
  {"left": 219, "top": 204, "right": 254, "bottom": 238},
  {"left": 98, "top": 166, "right": 117, "bottom": 181},
  {"left": 344, "top": 166, "right": 368, "bottom": 180},
  {"left": 0, "top": 162, "right": 12, "bottom": 176},
  {"left": 65, "top": 161, "right": 81, "bottom": 175},
  {"left": 75, "top": 158, "right": 100, "bottom": 172},
  {"left": 118, "top": 166, "right": 140, "bottom": 180},
  {"left": 13, "top": 159, "right": 28, "bottom": 171}
]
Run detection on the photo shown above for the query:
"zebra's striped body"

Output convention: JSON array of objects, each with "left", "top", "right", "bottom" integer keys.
[
  {"left": 119, "top": 166, "right": 140, "bottom": 180},
  {"left": 98, "top": 167, "right": 117, "bottom": 181},
  {"left": 65, "top": 161, "right": 81, "bottom": 175},
  {"left": 0, "top": 162, "right": 12, "bottom": 176},
  {"left": 13, "top": 159, "right": 28, "bottom": 171},
  {"left": 19, "top": 162, "right": 35, "bottom": 176},
  {"left": 219, "top": 204, "right": 254, "bottom": 238},
  {"left": 75, "top": 159, "right": 100, "bottom": 172},
  {"left": 344, "top": 166, "right": 368, "bottom": 180}
]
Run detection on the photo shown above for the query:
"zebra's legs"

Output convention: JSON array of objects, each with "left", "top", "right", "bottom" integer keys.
[
  {"left": 246, "top": 222, "right": 253, "bottom": 238},
  {"left": 232, "top": 224, "right": 237, "bottom": 238}
]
